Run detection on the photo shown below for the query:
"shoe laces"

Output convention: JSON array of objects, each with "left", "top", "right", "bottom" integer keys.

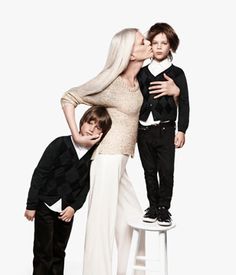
[
  {"left": 145, "top": 207, "right": 157, "bottom": 216},
  {"left": 157, "top": 206, "right": 171, "bottom": 220}
]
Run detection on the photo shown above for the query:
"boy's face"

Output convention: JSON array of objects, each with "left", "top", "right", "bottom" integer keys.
[
  {"left": 80, "top": 120, "right": 102, "bottom": 136},
  {"left": 151, "top": 32, "right": 171, "bottom": 62}
]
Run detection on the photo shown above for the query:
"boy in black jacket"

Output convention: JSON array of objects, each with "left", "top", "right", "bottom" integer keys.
[
  {"left": 24, "top": 106, "right": 111, "bottom": 275},
  {"left": 137, "top": 23, "right": 190, "bottom": 226}
]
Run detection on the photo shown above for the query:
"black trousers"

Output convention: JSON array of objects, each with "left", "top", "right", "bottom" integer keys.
[
  {"left": 33, "top": 202, "right": 73, "bottom": 275},
  {"left": 137, "top": 122, "right": 176, "bottom": 209}
]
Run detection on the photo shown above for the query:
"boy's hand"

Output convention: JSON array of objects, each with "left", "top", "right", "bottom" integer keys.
[
  {"left": 149, "top": 73, "right": 180, "bottom": 99},
  {"left": 58, "top": 206, "right": 75, "bottom": 222},
  {"left": 175, "top": 132, "right": 185, "bottom": 148},
  {"left": 72, "top": 133, "right": 103, "bottom": 148},
  {"left": 24, "top": 209, "right": 36, "bottom": 221}
]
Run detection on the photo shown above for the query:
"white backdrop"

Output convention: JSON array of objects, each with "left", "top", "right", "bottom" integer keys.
[{"left": 1, "top": 1, "right": 235, "bottom": 274}]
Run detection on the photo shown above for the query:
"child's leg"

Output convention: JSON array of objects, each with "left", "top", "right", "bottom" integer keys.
[
  {"left": 51, "top": 215, "right": 73, "bottom": 275},
  {"left": 137, "top": 128, "right": 160, "bottom": 208},
  {"left": 33, "top": 203, "right": 55, "bottom": 275},
  {"left": 158, "top": 125, "right": 175, "bottom": 209}
]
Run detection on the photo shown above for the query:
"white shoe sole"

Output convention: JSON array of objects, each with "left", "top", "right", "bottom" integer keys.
[
  {"left": 143, "top": 217, "right": 157, "bottom": 223},
  {"left": 157, "top": 220, "right": 172, "bottom": 226}
]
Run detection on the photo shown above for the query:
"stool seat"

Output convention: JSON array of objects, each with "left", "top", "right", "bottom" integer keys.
[
  {"left": 128, "top": 219, "right": 176, "bottom": 232},
  {"left": 127, "top": 219, "right": 175, "bottom": 275}
]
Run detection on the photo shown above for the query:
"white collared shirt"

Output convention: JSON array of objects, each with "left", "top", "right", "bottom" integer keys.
[
  {"left": 70, "top": 136, "right": 89, "bottom": 160},
  {"left": 148, "top": 58, "right": 172, "bottom": 77},
  {"left": 139, "top": 58, "right": 172, "bottom": 126},
  {"left": 45, "top": 137, "right": 89, "bottom": 212}
]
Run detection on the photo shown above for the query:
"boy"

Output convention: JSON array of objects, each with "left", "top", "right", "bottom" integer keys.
[
  {"left": 137, "top": 23, "right": 190, "bottom": 226},
  {"left": 24, "top": 106, "right": 112, "bottom": 275}
]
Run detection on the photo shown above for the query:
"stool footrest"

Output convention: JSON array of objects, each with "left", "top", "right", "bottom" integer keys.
[
  {"left": 136, "top": 256, "right": 160, "bottom": 262},
  {"left": 133, "top": 265, "right": 160, "bottom": 272}
]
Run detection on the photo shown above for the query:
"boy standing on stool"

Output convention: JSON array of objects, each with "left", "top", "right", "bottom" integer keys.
[
  {"left": 137, "top": 23, "right": 190, "bottom": 226},
  {"left": 24, "top": 106, "right": 111, "bottom": 275}
]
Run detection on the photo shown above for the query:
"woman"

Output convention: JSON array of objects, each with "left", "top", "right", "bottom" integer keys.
[{"left": 61, "top": 28, "right": 178, "bottom": 275}]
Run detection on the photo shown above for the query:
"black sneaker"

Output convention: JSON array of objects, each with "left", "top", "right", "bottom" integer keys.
[
  {"left": 143, "top": 207, "right": 157, "bottom": 223},
  {"left": 156, "top": 206, "right": 172, "bottom": 226}
]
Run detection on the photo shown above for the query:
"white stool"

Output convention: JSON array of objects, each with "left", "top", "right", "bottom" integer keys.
[{"left": 127, "top": 220, "right": 175, "bottom": 275}]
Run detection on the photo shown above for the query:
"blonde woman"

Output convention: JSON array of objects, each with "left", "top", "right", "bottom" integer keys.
[{"left": 61, "top": 28, "right": 179, "bottom": 275}]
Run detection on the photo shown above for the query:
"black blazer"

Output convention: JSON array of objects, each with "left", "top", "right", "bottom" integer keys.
[
  {"left": 26, "top": 136, "right": 96, "bottom": 212},
  {"left": 137, "top": 64, "right": 190, "bottom": 133}
]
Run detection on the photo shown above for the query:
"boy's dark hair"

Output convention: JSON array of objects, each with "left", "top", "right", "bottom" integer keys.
[
  {"left": 147, "top": 22, "right": 180, "bottom": 61},
  {"left": 79, "top": 106, "right": 112, "bottom": 136}
]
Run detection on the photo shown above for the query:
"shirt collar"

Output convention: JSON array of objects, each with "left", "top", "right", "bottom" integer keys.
[
  {"left": 70, "top": 136, "right": 89, "bottom": 159},
  {"left": 148, "top": 58, "right": 172, "bottom": 77}
]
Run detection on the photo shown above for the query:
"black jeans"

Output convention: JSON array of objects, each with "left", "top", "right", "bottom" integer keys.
[
  {"left": 137, "top": 122, "right": 176, "bottom": 209},
  {"left": 33, "top": 202, "right": 73, "bottom": 275}
]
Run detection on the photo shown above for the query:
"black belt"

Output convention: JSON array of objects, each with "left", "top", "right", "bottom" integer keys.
[{"left": 138, "top": 121, "right": 175, "bottom": 131}]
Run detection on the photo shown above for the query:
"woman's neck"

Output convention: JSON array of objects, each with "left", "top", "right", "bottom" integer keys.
[{"left": 121, "top": 61, "right": 143, "bottom": 86}]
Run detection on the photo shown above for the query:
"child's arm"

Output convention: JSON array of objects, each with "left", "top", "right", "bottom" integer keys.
[
  {"left": 174, "top": 70, "right": 189, "bottom": 148},
  {"left": 70, "top": 176, "right": 90, "bottom": 212},
  {"left": 175, "top": 71, "right": 190, "bottom": 136},
  {"left": 58, "top": 206, "right": 75, "bottom": 222},
  {"left": 26, "top": 137, "right": 63, "bottom": 210}
]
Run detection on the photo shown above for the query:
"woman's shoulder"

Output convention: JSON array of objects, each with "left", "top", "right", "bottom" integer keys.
[{"left": 106, "top": 76, "right": 123, "bottom": 90}]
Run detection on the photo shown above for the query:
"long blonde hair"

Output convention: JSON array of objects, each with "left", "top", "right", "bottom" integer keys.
[{"left": 72, "top": 28, "right": 138, "bottom": 98}]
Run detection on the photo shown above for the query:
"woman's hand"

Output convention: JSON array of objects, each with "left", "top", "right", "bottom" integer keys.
[
  {"left": 149, "top": 73, "right": 180, "bottom": 99},
  {"left": 174, "top": 132, "right": 185, "bottom": 148},
  {"left": 72, "top": 132, "right": 103, "bottom": 148}
]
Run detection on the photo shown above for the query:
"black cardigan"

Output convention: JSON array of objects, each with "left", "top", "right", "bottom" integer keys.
[
  {"left": 26, "top": 136, "right": 95, "bottom": 211},
  {"left": 137, "top": 64, "right": 190, "bottom": 133}
]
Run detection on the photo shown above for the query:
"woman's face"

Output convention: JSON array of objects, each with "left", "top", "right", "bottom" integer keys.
[{"left": 131, "top": 31, "right": 153, "bottom": 61}]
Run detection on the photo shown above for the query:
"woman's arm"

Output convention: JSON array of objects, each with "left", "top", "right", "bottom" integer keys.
[
  {"left": 61, "top": 84, "right": 111, "bottom": 146},
  {"left": 62, "top": 103, "right": 80, "bottom": 142}
]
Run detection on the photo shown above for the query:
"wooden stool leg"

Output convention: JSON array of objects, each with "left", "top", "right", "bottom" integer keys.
[
  {"left": 159, "top": 231, "right": 168, "bottom": 275},
  {"left": 127, "top": 229, "right": 141, "bottom": 275}
]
